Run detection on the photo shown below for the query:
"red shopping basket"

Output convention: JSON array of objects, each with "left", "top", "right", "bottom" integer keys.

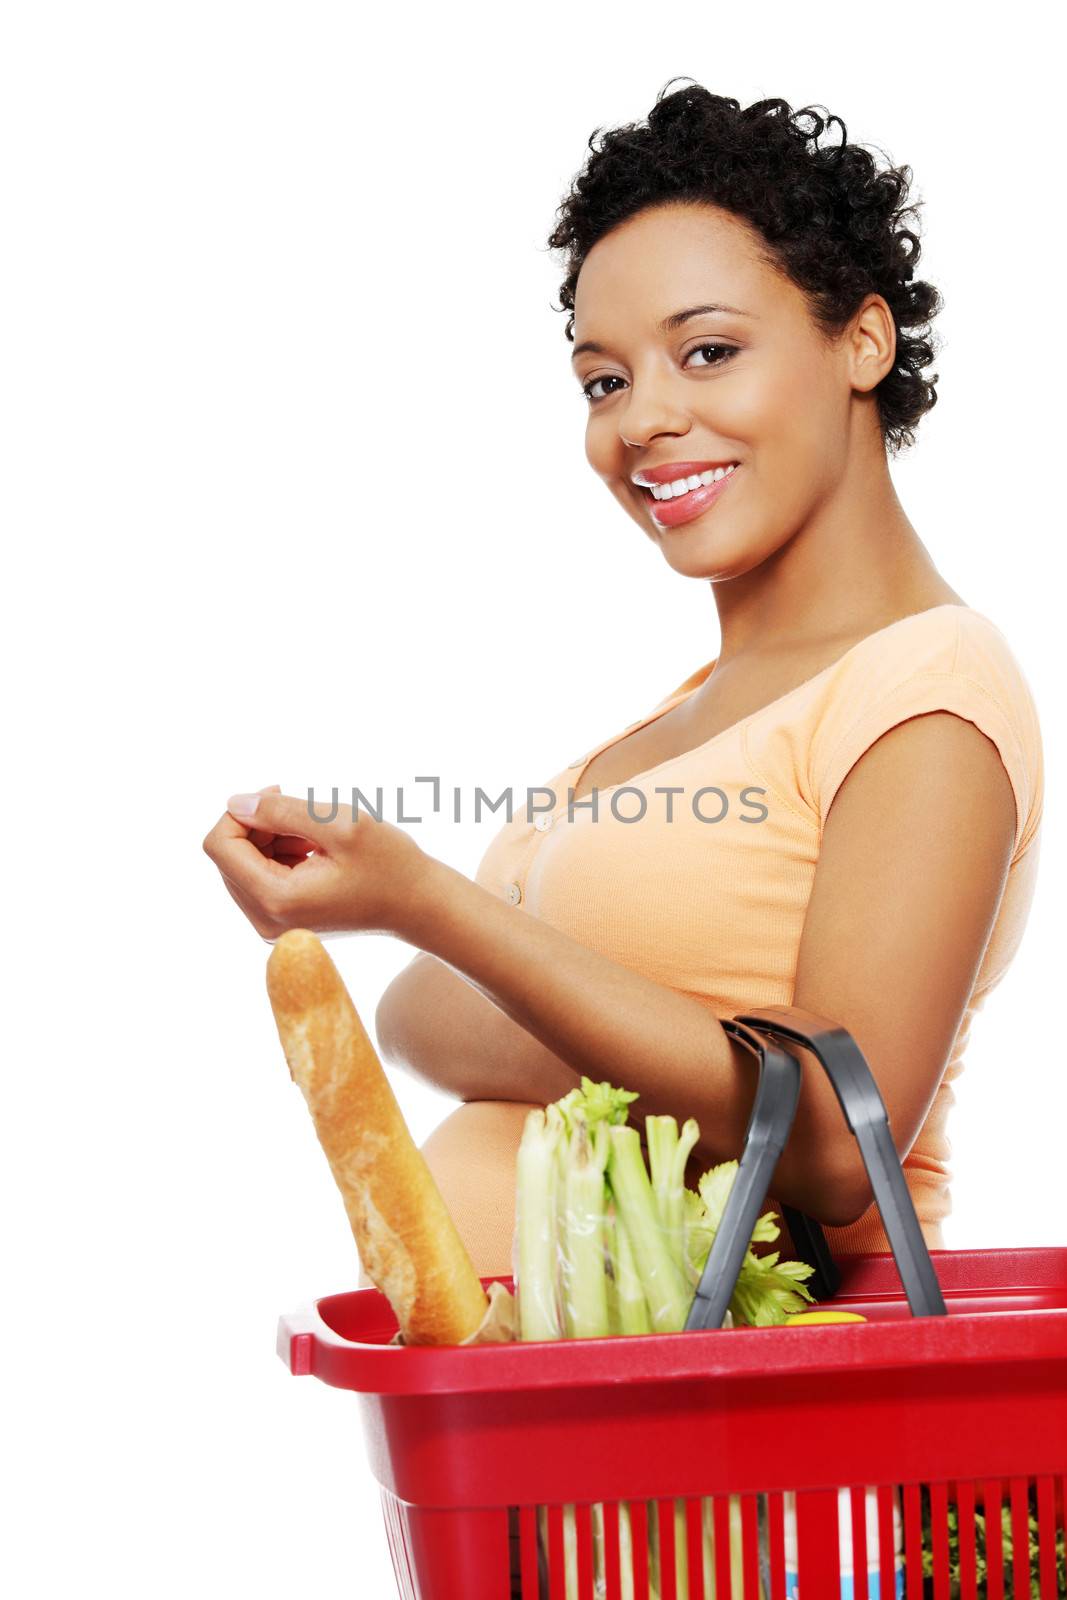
[{"left": 277, "top": 1006, "right": 1067, "bottom": 1599}]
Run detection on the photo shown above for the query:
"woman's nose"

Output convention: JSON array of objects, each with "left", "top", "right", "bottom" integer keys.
[{"left": 617, "top": 379, "right": 691, "bottom": 449}]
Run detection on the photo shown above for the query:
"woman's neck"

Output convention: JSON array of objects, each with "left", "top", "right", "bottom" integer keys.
[{"left": 710, "top": 448, "right": 963, "bottom": 665}]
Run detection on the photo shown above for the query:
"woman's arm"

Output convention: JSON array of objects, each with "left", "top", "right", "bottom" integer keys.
[
  {"left": 393, "top": 855, "right": 873, "bottom": 1216},
  {"left": 374, "top": 951, "right": 583, "bottom": 1104},
  {"left": 786, "top": 708, "right": 1017, "bottom": 1220},
  {"left": 204, "top": 707, "right": 1016, "bottom": 1228},
  {"left": 383, "top": 709, "right": 1017, "bottom": 1227}
]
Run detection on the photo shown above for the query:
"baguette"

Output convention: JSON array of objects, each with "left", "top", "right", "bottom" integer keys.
[{"left": 266, "top": 928, "right": 490, "bottom": 1345}]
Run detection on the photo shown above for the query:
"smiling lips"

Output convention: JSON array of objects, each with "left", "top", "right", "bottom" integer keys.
[{"left": 635, "top": 462, "right": 741, "bottom": 529}]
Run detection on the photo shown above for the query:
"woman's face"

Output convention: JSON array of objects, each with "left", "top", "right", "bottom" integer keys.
[{"left": 570, "top": 201, "right": 872, "bottom": 581}]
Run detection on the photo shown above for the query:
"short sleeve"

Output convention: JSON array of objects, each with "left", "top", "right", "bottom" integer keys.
[{"left": 810, "top": 608, "right": 1043, "bottom": 862}]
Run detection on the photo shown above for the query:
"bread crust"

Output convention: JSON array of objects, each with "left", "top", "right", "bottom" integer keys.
[{"left": 266, "top": 928, "right": 490, "bottom": 1345}]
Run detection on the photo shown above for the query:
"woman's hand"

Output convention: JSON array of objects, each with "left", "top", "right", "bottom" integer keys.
[{"left": 202, "top": 785, "right": 432, "bottom": 941}]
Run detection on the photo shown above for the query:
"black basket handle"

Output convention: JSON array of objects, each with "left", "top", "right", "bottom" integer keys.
[
  {"left": 684, "top": 1006, "right": 946, "bottom": 1329},
  {"left": 685, "top": 1018, "right": 822, "bottom": 1331}
]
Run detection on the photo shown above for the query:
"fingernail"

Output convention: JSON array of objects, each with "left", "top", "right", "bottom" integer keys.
[{"left": 227, "top": 793, "right": 260, "bottom": 820}]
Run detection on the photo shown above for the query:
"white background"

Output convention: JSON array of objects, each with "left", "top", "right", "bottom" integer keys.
[{"left": 3, "top": 5, "right": 1062, "bottom": 1595}]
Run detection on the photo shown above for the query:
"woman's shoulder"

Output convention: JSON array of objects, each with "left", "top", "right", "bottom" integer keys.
[
  {"left": 805, "top": 602, "right": 1044, "bottom": 858},
  {"left": 817, "top": 602, "right": 1043, "bottom": 747},
  {"left": 941, "top": 604, "right": 1044, "bottom": 733}
]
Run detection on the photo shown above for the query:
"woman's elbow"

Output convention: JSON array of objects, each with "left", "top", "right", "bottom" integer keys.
[
  {"left": 809, "top": 1155, "right": 875, "bottom": 1229},
  {"left": 779, "top": 1147, "right": 873, "bottom": 1230},
  {"left": 373, "top": 991, "right": 393, "bottom": 1051},
  {"left": 375, "top": 954, "right": 433, "bottom": 1053}
]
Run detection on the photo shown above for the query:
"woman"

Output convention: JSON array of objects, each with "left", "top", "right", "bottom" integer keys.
[{"left": 203, "top": 83, "right": 1043, "bottom": 1278}]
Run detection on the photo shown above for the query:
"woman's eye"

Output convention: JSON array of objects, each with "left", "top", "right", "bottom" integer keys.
[
  {"left": 581, "top": 375, "right": 626, "bottom": 404},
  {"left": 581, "top": 344, "right": 737, "bottom": 404},
  {"left": 684, "top": 342, "right": 737, "bottom": 370}
]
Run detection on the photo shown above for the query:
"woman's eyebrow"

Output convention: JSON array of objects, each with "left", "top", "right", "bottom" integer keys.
[{"left": 571, "top": 302, "right": 757, "bottom": 361}]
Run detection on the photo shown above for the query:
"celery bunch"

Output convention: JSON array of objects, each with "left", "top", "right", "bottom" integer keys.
[
  {"left": 513, "top": 1076, "right": 817, "bottom": 1599},
  {"left": 919, "top": 1484, "right": 1067, "bottom": 1598}
]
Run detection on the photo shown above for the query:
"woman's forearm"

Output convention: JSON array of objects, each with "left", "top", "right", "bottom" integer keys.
[
  {"left": 396, "top": 859, "right": 860, "bottom": 1226},
  {"left": 375, "top": 951, "right": 583, "bottom": 1104}
]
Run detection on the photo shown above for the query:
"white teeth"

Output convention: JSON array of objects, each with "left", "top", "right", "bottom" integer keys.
[{"left": 647, "top": 464, "right": 737, "bottom": 500}]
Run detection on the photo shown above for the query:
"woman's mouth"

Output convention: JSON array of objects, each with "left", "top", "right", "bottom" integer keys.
[{"left": 641, "top": 463, "right": 741, "bottom": 529}]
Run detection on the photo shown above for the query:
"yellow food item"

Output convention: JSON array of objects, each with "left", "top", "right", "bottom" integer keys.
[{"left": 783, "top": 1310, "right": 868, "bottom": 1325}]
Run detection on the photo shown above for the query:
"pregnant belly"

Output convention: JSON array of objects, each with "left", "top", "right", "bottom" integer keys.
[
  {"left": 353, "top": 1099, "right": 800, "bottom": 1293},
  {"left": 357, "top": 1100, "right": 538, "bottom": 1288}
]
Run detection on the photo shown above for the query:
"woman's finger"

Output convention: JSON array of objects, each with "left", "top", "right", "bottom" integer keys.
[
  {"left": 225, "top": 791, "right": 348, "bottom": 852},
  {"left": 248, "top": 786, "right": 285, "bottom": 850},
  {"left": 246, "top": 831, "right": 318, "bottom": 862},
  {"left": 204, "top": 808, "right": 293, "bottom": 898},
  {"left": 271, "top": 835, "right": 317, "bottom": 864}
]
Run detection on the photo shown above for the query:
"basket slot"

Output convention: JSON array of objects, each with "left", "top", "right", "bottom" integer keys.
[
  {"left": 516, "top": 1504, "right": 539, "bottom": 1599},
  {"left": 901, "top": 1482, "right": 922, "bottom": 1599},
  {"left": 602, "top": 1500, "right": 622, "bottom": 1600},
  {"left": 876, "top": 1483, "right": 900, "bottom": 1600},
  {"left": 1036, "top": 1475, "right": 1059, "bottom": 1600},
  {"left": 954, "top": 1480, "right": 978, "bottom": 1600},
  {"left": 656, "top": 1498, "right": 678, "bottom": 1597},
  {"left": 1009, "top": 1477, "right": 1029, "bottom": 1600},
  {"left": 848, "top": 1485, "right": 869, "bottom": 1595},
  {"left": 684, "top": 1498, "right": 707, "bottom": 1600},
  {"left": 765, "top": 1491, "right": 787, "bottom": 1600},
  {"left": 629, "top": 1501, "right": 650, "bottom": 1596},
  {"left": 546, "top": 1504, "right": 566, "bottom": 1599},
  {"left": 712, "top": 1495, "right": 733, "bottom": 1598},
  {"left": 984, "top": 1480, "right": 1005, "bottom": 1600},
  {"left": 575, "top": 1502, "right": 595, "bottom": 1598},
  {"left": 741, "top": 1494, "right": 761, "bottom": 1600},
  {"left": 929, "top": 1480, "right": 950, "bottom": 1600}
]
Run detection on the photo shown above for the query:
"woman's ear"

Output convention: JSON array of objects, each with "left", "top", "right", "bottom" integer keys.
[{"left": 847, "top": 293, "right": 897, "bottom": 393}]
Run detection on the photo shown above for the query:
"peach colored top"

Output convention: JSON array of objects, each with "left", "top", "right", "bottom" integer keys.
[{"left": 473, "top": 604, "right": 1045, "bottom": 1255}]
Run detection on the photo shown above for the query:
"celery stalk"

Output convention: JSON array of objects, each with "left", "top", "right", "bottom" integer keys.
[
  {"left": 591, "top": 1502, "right": 607, "bottom": 1600},
  {"left": 563, "top": 1503, "right": 578, "bottom": 1597},
  {"left": 645, "top": 1114, "right": 678, "bottom": 1232},
  {"left": 607, "top": 1124, "right": 694, "bottom": 1332},
  {"left": 668, "top": 1119, "right": 700, "bottom": 1265},
  {"left": 560, "top": 1117, "right": 610, "bottom": 1339},
  {"left": 648, "top": 1498, "right": 661, "bottom": 1599},
  {"left": 647, "top": 1114, "right": 701, "bottom": 1272},
  {"left": 604, "top": 1200, "right": 622, "bottom": 1335},
  {"left": 515, "top": 1105, "right": 564, "bottom": 1340},
  {"left": 610, "top": 1204, "right": 651, "bottom": 1335},
  {"left": 619, "top": 1501, "right": 636, "bottom": 1600}
]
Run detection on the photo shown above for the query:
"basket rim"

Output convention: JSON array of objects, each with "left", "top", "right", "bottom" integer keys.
[{"left": 278, "top": 1246, "right": 1067, "bottom": 1397}]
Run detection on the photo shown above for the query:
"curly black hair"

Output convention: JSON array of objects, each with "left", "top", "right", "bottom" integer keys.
[{"left": 546, "top": 80, "right": 943, "bottom": 455}]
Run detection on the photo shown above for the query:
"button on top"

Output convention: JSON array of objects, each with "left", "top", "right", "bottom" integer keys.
[
  {"left": 533, "top": 813, "right": 554, "bottom": 832},
  {"left": 504, "top": 882, "right": 522, "bottom": 906}
]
